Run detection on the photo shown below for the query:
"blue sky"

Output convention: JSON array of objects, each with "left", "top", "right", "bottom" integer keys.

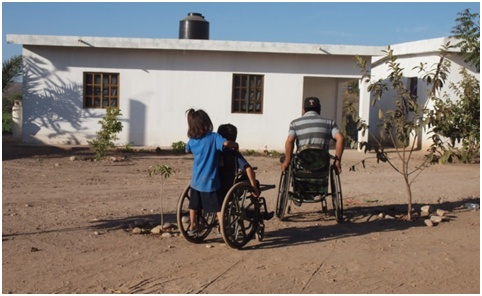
[{"left": 2, "top": 2, "right": 480, "bottom": 62}]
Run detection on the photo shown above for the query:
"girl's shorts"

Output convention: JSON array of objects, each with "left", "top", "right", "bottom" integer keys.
[{"left": 189, "top": 188, "right": 221, "bottom": 213}]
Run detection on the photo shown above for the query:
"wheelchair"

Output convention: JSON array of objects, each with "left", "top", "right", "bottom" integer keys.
[
  {"left": 275, "top": 145, "right": 343, "bottom": 223},
  {"left": 176, "top": 156, "right": 275, "bottom": 249}
]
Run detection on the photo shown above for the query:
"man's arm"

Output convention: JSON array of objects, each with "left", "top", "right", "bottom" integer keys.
[
  {"left": 281, "top": 135, "right": 295, "bottom": 171},
  {"left": 333, "top": 132, "right": 344, "bottom": 173}
]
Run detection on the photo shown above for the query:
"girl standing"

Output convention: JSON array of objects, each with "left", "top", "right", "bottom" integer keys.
[{"left": 185, "top": 109, "right": 238, "bottom": 235}]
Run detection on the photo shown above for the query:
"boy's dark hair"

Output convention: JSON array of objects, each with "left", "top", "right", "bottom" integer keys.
[
  {"left": 217, "top": 123, "right": 237, "bottom": 141},
  {"left": 186, "top": 108, "right": 213, "bottom": 139}
]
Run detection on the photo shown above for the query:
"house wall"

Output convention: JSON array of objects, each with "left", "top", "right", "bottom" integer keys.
[
  {"left": 21, "top": 45, "right": 366, "bottom": 151},
  {"left": 369, "top": 49, "right": 479, "bottom": 150}
]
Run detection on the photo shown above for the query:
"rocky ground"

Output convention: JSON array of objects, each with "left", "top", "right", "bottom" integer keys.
[{"left": 2, "top": 135, "right": 480, "bottom": 293}]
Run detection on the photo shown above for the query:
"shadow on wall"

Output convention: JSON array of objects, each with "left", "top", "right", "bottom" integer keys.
[{"left": 22, "top": 56, "right": 99, "bottom": 145}]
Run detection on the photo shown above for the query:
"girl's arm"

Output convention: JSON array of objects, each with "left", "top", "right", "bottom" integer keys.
[{"left": 223, "top": 140, "right": 239, "bottom": 151}]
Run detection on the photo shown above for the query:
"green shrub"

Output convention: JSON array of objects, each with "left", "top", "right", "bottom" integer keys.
[
  {"left": 267, "top": 150, "right": 281, "bottom": 157},
  {"left": 244, "top": 149, "right": 257, "bottom": 156},
  {"left": 117, "top": 142, "right": 134, "bottom": 153},
  {"left": 88, "top": 108, "right": 123, "bottom": 160},
  {"left": 171, "top": 141, "right": 186, "bottom": 153},
  {"left": 2, "top": 112, "right": 12, "bottom": 133}
]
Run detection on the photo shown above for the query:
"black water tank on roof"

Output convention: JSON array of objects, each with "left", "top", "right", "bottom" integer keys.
[{"left": 179, "top": 12, "right": 209, "bottom": 40}]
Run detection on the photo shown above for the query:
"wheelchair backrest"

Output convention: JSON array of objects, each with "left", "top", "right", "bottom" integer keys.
[
  {"left": 219, "top": 150, "right": 248, "bottom": 198},
  {"left": 294, "top": 145, "right": 330, "bottom": 172},
  {"left": 291, "top": 146, "right": 330, "bottom": 196}
]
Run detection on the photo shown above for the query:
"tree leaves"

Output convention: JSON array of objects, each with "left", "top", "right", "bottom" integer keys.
[{"left": 2, "top": 55, "right": 22, "bottom": 93}]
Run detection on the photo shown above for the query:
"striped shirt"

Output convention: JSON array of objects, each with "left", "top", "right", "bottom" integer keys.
[{"left": 288, "top": 111, "right": 340, "bottom": 150}]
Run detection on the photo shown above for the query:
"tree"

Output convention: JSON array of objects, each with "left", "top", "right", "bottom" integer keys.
[
  {"left": 451, "top": 8, "right": 480, "bottom": 72},
  {"left": 2, "top": 55, "right": 22, "bottom": 93},
  {"left": 346, "top": 10, "right": 480, "bottom": 220},
  {"left": 148, "top": 165, "right": 175, "bottom": 227},
  {"left": 2, "top": 55, "right": 23, "bottom": 114},
  {"left": 420, "top": 9, "right": 480, "bottom": 163},
  {"left": 424, "top": 66, "right": 480, "bottom": 163},
  {"left": 347, "top": 50, "right": 439, "bottom": 221}
]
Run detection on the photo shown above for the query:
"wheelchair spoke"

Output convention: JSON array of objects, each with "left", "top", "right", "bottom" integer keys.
[
  {"left": 220, "top": 182, "right": 259, "bottom": 249},
  {"left": 176, "top": 185, "right": 215, "bottom": 243}
]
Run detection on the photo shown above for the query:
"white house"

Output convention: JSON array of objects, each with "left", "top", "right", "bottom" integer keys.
[
  {"left": 6, "top": 33, "right": 381, "bottom": 150},
  {"left": 6, "top": 32, "right": 478, "bottom": 151},
  {"left": 369, "top": 37, "right": 479, "bottom": 150}
]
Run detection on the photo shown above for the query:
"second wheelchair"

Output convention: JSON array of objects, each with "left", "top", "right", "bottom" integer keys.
[
  {"left": 176, "top": 169, "right": 274, "bottom": 249},
  {"left": 276, "top": 145, "right": 344, "bottom": 222}
]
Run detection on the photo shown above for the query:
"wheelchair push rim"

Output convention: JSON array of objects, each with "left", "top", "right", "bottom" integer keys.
[
  {"left": 330, "top": 165, "right": 344, "bottom": 223},
  {"left": 275, "top": 166, "right": 291, "bottom": 221}
]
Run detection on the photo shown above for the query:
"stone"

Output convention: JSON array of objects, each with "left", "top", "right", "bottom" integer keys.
[
  {"left": 181, "top": 216, "right": 190, "bottom": 223},
  {"left": 69, "top": 156, "right": 77, "bottom": 161},
  {"left": 436, "top": 209, "right": 447, "bottom": 217},
  {"left": 161, "top": 232, "right": 173, "bottom": 238},
  {"left": 421, "top": 205, "right": 432, "bottom": 213},
  {"left": 151, "top": 225, "right": 163, "bottom": 234},
  {"left": 424, "top": 219, "right": 434, "bottom": 227},
  {"left": 132, "top": 227, "right": 143, "bottom": 234},
  {"left": 430, "top": 215, "right": 443, "bottom": 223}
]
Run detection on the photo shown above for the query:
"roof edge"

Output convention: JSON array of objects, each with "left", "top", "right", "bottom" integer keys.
[{"left": 7, "top": 34, "right": 385, "bottom": 56}]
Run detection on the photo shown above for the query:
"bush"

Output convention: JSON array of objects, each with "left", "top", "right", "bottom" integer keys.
[
  {"left": 2, "top": 112, "right": 12, "bottom": 133},
  {"left": 88, "top": 108, "right": 123, "bottom": 160},
  {"left": 171, "top": 141, "right": 186, "bottom": 153}
]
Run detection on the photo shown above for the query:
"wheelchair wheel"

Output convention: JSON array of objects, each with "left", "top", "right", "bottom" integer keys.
[
  {"left": 275, "top": 167, "right": 291, "bottom": 221},
  {"left": 176, "top": 184, "right": 216, "bottom": 243},
  {"left": 330, "top": 165, "right": 344, "bottom": 223},
  {"left": 220, "top": 182, "right": 259, "bottom": 249}
]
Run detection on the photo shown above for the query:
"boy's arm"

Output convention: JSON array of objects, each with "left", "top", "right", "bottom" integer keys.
[
  {"left": 244, "top": 165, "right": 260, "bottom": 198},
  {"left": 236, "top": 152, "right": 260, "bottom": 197}
]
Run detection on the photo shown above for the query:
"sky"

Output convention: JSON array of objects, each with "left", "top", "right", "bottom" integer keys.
[{"left": 2, "top": 2, "right": 480, "bottom": 62}]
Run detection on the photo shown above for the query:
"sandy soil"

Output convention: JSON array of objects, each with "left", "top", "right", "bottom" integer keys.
[{"left": 2, "top": 134, "right": 480, "bottom": 294}]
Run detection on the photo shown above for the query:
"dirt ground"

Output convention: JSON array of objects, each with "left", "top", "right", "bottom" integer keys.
[{"left": 2, "top": 134, "right": 480, "bottom": 294}]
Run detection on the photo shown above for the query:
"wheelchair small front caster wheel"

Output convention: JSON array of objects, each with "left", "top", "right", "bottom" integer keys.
[{"left": 255, "top": 224, "right": 265, "bottom": 242}]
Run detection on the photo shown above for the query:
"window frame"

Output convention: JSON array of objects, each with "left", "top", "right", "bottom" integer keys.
[
  {"left": 83, "top": 72, "right": 120, "bottom": 109},
  {"left": 231, "top": 73, "right": 264, "bottom": 114}
]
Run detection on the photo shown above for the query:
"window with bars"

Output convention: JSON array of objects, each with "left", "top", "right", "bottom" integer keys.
[
  {"left": 231, "top": 74, "right": 264, "bottom": 114},
  {"left": 83, "top": 72, "right": 119, "bottom": 108}
]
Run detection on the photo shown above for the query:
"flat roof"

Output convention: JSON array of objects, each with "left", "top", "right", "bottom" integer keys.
[{"left": 7, "top": 34, "right": 386, "bottom": 57}]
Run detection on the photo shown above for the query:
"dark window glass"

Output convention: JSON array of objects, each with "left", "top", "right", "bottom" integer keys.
[
  {"left": 83, "top": 72, "right": 120, "bottom": 109},
  {"left": 231, "top": 74, "right": 264, "bottom": 114}
]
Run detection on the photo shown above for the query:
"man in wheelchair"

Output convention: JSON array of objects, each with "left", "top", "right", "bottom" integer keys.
[
  {"left": 281, "top": 96, "right": 344, "bottom": 173},
  {"left": 280, "top": 97, "right": 344, "bottom": 207}
]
